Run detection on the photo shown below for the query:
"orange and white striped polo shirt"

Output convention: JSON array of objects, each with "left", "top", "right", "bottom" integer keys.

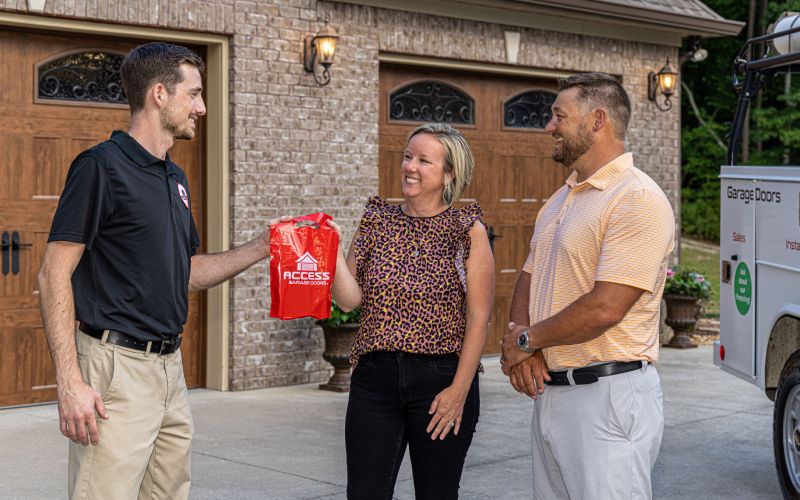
[{"left": 522, "top": 152, "right": 675, "bottom": 370}]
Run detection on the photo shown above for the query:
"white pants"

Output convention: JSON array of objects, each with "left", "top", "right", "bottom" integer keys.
[{"left": 530, "top": 365, "right": 663, "bottom": 500}]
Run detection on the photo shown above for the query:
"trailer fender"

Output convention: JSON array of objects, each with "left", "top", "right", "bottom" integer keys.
[{"left": 766, "top": 310, "right": 800, "bottom": 401}]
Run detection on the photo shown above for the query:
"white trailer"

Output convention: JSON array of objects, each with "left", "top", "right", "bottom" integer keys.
[{"left": 716, "top": 16, "right": 800, "bottom": 499}]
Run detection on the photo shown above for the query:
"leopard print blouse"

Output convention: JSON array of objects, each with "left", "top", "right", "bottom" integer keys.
[{"left": 350, "top": 196, "right": 484, "bottom": 365}]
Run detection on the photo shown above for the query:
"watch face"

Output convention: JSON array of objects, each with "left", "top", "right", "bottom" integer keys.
[{"left": 517, "top": 332, "right": 527, "bottom": 348}]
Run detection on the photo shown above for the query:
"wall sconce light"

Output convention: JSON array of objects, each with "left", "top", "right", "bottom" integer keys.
[
  {"left": 648, "top": 58, "right": 678, "bottom": 111},
  {"left": 303, "top": 23, "right": 339, "bottom": 86}
]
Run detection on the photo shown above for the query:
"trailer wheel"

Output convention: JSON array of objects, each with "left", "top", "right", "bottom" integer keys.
[{"left": 775, "top": 363, "right": 800, "bottom": 499}]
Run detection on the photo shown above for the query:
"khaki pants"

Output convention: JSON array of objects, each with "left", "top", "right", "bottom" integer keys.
[
  {"left": 69, "top": 331, "right": 193, "bottom": 500},
  {"left": 531, "top": 365, "right": 664, "bottom": 500}
]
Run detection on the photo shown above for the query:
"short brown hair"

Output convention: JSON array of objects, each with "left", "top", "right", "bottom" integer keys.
[
  {"left": 120, "top": 42, "right": 205, "bottom": 114},
  {"left": 557, "top": 72, "right": 631, "bottom": 140}
]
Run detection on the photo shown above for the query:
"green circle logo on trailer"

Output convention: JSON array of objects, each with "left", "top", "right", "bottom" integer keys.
[{"left": 734, "top": 262, "right": 752, "bottom": 315}]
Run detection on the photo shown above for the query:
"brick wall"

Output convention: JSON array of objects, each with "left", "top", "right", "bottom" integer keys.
[
  {"left": 1, "top": 0, "right": 682, "bottom": 390},
  {"left": 0, "top": 0, "right": 235, "bottom": 33}
]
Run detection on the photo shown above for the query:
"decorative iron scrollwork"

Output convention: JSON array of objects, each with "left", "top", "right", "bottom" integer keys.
[
  {"left": 38, "top": 51, "right": 127, "bottom": 104},
  {"left": 504, "top": 90, "right": 557, "bottom": 129},
  {"left": 390, "top": 81, "right": 474, "bottom": 124}
]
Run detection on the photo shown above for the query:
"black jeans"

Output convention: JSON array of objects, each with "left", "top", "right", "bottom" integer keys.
[{"left": 345, "top": 351, "right": 480, "bottom": 500}]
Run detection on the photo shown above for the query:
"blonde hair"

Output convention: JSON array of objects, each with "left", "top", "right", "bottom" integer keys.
[{"left": 405, "top": 123, "right": 474, "bottom": 206}]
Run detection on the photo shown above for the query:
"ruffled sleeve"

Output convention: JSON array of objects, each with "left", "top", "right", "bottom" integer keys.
[
  {"left": 452, "top": 203, "right": 484, "bottom": 293},
  {"left": 458, "top": 203, "right": 483, "bottom": 233},
  {"left": 456, "top": 202, "right": 484, "bottom": 258},
  {"left": 353, "top": 196, "right": 390, "bottom": 287},
  {"left": 356, "top": 196, "right": 389, "bottom": 236}
]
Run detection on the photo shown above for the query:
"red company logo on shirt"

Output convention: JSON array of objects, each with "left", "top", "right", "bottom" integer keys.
[
  {"left": 283, "top": 252, "right": 331, "bottom": 284},
  {"left": 176, "top": 182, "right": 189, "bottom": 209}
]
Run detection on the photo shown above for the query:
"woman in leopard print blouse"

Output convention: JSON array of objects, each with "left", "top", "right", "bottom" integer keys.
[{"left": 329, "top": 123, "right": 495, "bottom": 500}]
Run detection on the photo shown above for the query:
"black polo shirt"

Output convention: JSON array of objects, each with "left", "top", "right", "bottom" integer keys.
[{"left": 48, "top": 130, "right": 201, "bottom": 342}]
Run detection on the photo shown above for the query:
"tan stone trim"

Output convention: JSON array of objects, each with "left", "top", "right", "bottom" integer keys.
[
  {"left": 379, "top": 53, "right": 576, "bottom": 79},
  {"left": 0, "top": 11, "right": 231, "bottom": 391},
  {"left": 332, "top": 0, "right": 742, "bottom": 44},
  {"left": 202, "top": 41, "right": 231, "bottom": 393}
]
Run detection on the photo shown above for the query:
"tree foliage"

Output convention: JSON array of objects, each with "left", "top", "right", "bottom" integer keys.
[{"left": 680, "top": 0, "right": 800, "bottom": 241}]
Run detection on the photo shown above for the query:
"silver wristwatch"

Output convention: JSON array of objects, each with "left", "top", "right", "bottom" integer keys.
[{"left": 516, "top": 328, "right": 537, "bottom": 353}]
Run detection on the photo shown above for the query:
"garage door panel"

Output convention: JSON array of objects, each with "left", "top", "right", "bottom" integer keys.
[
  {"left": 379, "top": 149, "right": 404, "bottom": 201},
  {"left": 32, "top": 136, "right": 68, "bottom": 198},
  {"left": 0, "top": 135, "right": 30, "bottom": 201},
  {"left": 0, "top": 324, "right": 56, "bottom": 405},
  {"left": 0, "top": 30, "right": 207, "bottom": 407}
]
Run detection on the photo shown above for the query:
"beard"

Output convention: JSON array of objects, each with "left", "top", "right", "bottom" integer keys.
[
  {"left": 160, "top": 107, "right": 195, "bottom": 141},
  {"left": 552, "top": 122, "right": 593, "bottom": 167}
]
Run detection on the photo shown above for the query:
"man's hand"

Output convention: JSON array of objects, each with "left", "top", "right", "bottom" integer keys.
[
  {"left": 58, "top": 379, "right": 108, "bottom": 446},
  {"left": 264, "top": 216, "right": 293, "bottom": 246},
  {"left": 508, "top": 351, "right": 550, "bottom": 399},
  {"left": 501, "top": 322, "right": 532, "bottom": 375}
]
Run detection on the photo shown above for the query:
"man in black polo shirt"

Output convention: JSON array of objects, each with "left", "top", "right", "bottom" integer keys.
[{"left": 38, "top": 43, "right": 275, "bottom": 500}]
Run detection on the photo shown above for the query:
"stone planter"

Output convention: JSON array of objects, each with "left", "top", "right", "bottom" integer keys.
[
  {"left": 316, "top": 322, "right": 359, "bottom": 392},
  {"left": 663, "top": 294, "right": 702, "bottom": 349}
]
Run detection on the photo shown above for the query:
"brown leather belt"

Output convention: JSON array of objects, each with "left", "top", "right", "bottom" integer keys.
[
  {"left": 545, "top": 361, "right": 648, "bottom": 386},
  {"left": 79, "top": 323, "right": 182, "bottom": 355}
]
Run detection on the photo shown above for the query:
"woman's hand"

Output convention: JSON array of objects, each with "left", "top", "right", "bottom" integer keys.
[
  {"left": 326, "top": 219, "right": 342, "bottom": 238},
  {"left": 325, "top": 220, "right": 346, "bottom": 259},
  {"left": 326, "top": 219, "right": 363, "bottom": 310},
  {"left": 427, "top": 384, "right": 469, "bottom": 440}
]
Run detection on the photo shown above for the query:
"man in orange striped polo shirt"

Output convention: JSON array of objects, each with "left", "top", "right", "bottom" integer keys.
[{"left": 500, "top": 72, "right": 675, "bottom": 500}]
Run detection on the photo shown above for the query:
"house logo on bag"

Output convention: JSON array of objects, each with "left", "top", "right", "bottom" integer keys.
[
  {"left": 296, "top": 252, "right": 318, "bottom": 271},
  {"left": 283, "top": 251, "right": 331, "bottom": 285}
]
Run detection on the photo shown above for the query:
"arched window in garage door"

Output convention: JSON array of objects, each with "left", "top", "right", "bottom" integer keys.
[
  {"left": 389, "top": 80, "right": 474, "bottom": 124},
  {"left": 503, "top": 89, "right": 557, "bottom": 129},
  {"left": 36, "top": 50, "right": 128, "bottom": 106}
]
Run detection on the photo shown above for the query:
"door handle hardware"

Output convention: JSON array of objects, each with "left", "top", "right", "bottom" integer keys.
[
  {"left": 11, "top": 232, "right": 20, "bottom": 275},
  {"left": 721, "top": 260, "right": 731, "bottom": 284},
  {"left": 11, "top": 232, "right": 32, "bottom": 250},
  {"left": 487, "top": 225, "right": 503, "bottom": 252},
  {"left": 1, "top": 232, "right": 8, "bottom": 276},
  {"left": 11, "top": 232, "right": 31, "bottom": 275}
]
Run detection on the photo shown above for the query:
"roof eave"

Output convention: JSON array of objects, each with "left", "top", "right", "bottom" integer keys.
[
  {"left": 327, "top": 0, "right": 743, "bottom": 46},
  {"left": 508, "top": 0, "right": 744, "bottom": 37}
]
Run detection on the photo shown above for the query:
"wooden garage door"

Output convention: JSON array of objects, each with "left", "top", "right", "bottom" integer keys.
[
  {"left": 0, "top": 29, "right": 207, "bottom": 407},
  {"left": 379, "top": 65, "right": 567, "bottom": 355}
]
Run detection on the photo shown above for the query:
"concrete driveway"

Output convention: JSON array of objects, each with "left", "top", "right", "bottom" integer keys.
[{"left": 0, "top": 345, "right": 781, "bottom": 499}]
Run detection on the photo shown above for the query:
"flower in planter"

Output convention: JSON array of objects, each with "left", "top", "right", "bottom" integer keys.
[
  {"left": 317, "top": 299, "right": 361, "bottom": 328},
  {"left": 664, "top": 265, "right": 712, "bottom": 300}
]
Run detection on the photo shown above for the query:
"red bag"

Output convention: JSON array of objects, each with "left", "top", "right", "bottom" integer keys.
[{"left": 269, "top": 212, "right": 339, "bottom": 320}]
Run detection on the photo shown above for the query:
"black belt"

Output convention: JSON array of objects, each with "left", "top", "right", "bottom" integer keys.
[
  {"left": 79, "top": 323, "right": 182, "bottom": 355},
  {"left": 546, "top": 361, "right": 648, "bottom": 386}
]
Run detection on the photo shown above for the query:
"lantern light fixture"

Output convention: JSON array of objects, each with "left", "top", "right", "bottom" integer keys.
[
  {"left": 303, "top": 23, "right": 339, "bottom": 86},
  {"left": 648, "top": 58, "right": 679, "bottom": 112}
]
